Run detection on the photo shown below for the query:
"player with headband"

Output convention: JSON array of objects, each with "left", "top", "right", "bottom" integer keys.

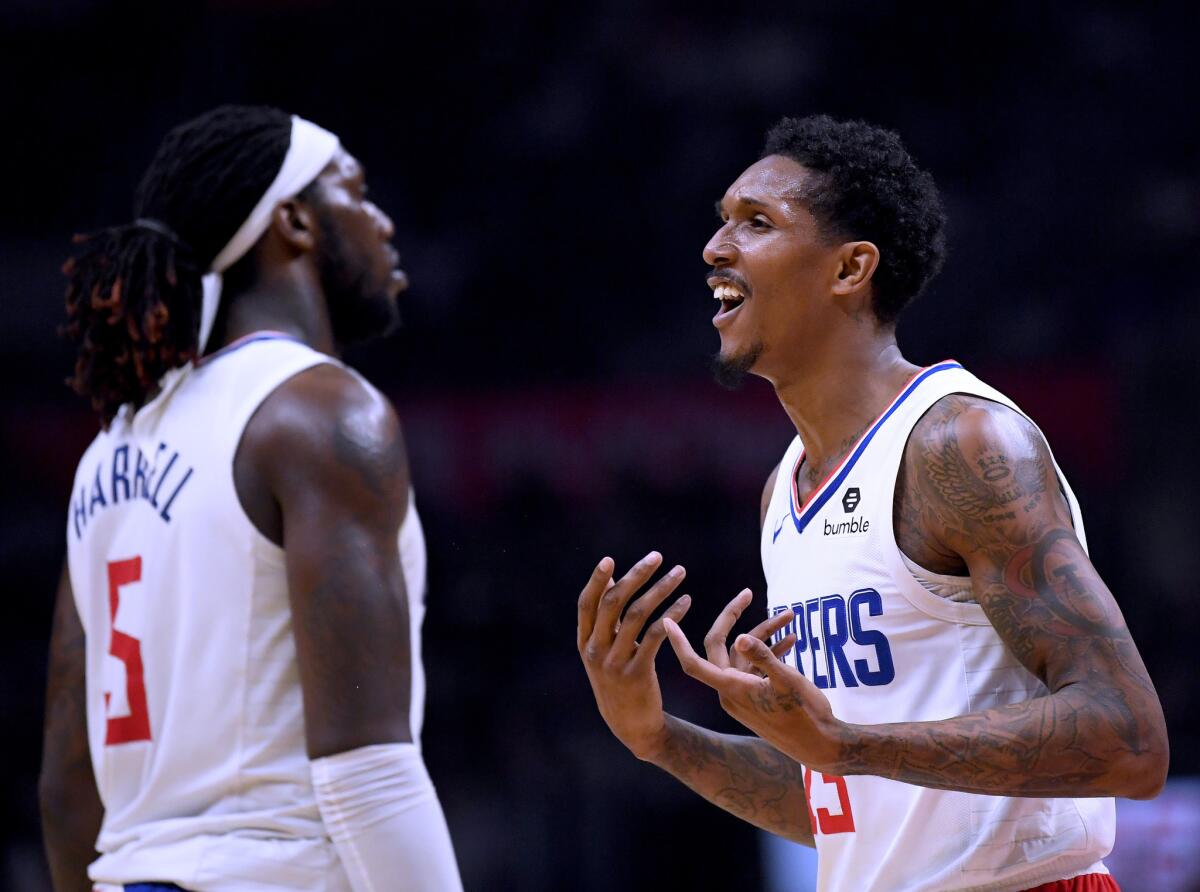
[{"left": 41, "top": 105, "right": 462, "bottom": 892}]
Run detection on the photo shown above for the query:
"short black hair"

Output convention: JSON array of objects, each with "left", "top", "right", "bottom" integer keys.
[
  {"left": 62, "top": 105, "right": 293, "bottom": 425},
  {"left": 762, "top": 115, "right": 947, "bottom": 324}
]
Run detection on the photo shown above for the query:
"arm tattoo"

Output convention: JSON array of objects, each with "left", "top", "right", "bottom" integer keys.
[
  {"left": 853, "top": 396, "right": 1168, "bottom": 797},
  {"left": 921, "top": 405, "right": 1046, "bottom": 523},
  {"left": 653, "top": 716, "right": 813, "bottom": 845}
]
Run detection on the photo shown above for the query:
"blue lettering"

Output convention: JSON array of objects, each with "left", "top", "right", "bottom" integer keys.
[
  {"left": 111, "top": 445, "right": 131, "bottom": 503},
  {"left": 133, "top": 448, "right": 150, "bottom": 499},
  {"left": 158, "top": 467, "right": 193, "bottom": 522},
  {"left": 72, "top": 486, "right": 87, "bottom": 539},
  {"left": 150, "top": 452, "right": 179, "bottom": 508},
  {"left": 848, "top": 588, "right": 895, "bottom": 686},
  {"left": 88, "top": 463, "right": 108, "bottom": 516},
  {"left": 791, "top": 604, "right": 806, "bottom": 676},
  {"left": 73, "top": 440, "right": 195, "bottom": 530},
  {"left": 820, "top": 596, "right": 858, "bottom": 688},
  {"left": 805, "top": 599, "right": 828, "bottom": 688},
  {"left": 778, "top": 589, "right": 895, "bottom": 688},
  {"left": 144, "top": 443, "right": 168, "bottom": 500}
]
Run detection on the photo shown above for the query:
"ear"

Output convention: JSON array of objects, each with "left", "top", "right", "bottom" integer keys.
[
  {"left": 831, "top": 240, "right": 880, "bottom": 298},
  {"left": 270, "top": 197, "right": 318, "bottom": 254}
]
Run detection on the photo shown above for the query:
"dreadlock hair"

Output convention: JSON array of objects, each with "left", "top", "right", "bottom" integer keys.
[
  {"left": 762, "top": 115, "right": 947, "bottom": 325},
  {"left": 62, "top": 105, "right": 294, "bottom": 426}
]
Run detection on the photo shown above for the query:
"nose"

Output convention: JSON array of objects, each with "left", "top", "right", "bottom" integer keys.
[
  {"left": 703, "top": 224, "right": 736, "bottom": 268},
  {"left": 370, "top": 202, "right": 395, "bottom": 241}
]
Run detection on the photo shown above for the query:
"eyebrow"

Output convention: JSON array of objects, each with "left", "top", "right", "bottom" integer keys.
[{"left": 714, "top": 195, "right": 771, "bottom": 215}]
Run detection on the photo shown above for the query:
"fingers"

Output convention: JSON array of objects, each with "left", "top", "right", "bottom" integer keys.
[
  {"left": 631, "top": 594, "right": 693, "bottom": 671},
  {"left": 577, "top": 556, "right": 615, "bottom": 652},
  {"left": 591, "top": 551, "right": 663, "bottom": 650},
  {"left": 770, "top": 633, "right": 798, "bottom": 661},
  {"left": 734, "top": 633, "right": 795, "bottom": 691},
  {"left": 703, "top": 588, "right": 753, "bottom": 668},
  {"left": 747, "top": 608, "right": 798, "bottom": 644},
  {"left": 729, "top": 608, "right": 797, "bottom": 672},
  {"left": 610, "top": 565, "right": 686, "bottom": 662},
  {"left": 663, "top": 617, "right": 727, "bottom": 688}
]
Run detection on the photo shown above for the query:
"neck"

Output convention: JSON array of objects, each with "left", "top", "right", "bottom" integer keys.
[
  {"left": 770, "top": 330, "right": 918, "bottom": 475},
  {"left": 210, "top": 261, "right": 337, "bottom": 357}
]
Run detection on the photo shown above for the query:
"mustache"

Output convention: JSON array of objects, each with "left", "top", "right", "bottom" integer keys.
[{"left": 706, "top": 268, "right": 752, "bottom": 297}]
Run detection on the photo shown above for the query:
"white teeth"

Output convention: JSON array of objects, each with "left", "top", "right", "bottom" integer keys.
[{"left": 712, "top": 283, "right": 745, "bottom": 300}]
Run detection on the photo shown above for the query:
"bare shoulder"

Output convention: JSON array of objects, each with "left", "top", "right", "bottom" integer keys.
[
  {"left": 910, "top": 394, "right": 1051, "bottom": 482},
  {"left": 897, "top": 393, "right": 1071, "bottom": 563},
  {"left": 244, "top": 363, "right": 410, "bottom": 512}
]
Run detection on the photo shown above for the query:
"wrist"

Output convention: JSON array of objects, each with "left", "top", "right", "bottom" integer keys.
[
  {"left": 821, "top": 722, "right": 867, "bottom": 776},
  {"left": 629, "top": 716, "right": 674, "bottom": 763}
]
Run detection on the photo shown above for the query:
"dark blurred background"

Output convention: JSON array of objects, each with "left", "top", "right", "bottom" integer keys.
[{"left": 3, "top": 1, "right": 1198, "bottom": 890}]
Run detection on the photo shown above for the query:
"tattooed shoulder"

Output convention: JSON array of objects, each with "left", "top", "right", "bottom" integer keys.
[{"left": 902, "top": 395, "right": 1072, "bottom": 557}]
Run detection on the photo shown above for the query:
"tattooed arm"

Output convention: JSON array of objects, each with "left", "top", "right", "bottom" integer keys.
[
  {"left": 844, "top": 394, "right": 1168, "bottom": 797},
  {"left": 666, "top": 397, "right": 1167, "bottom": 800},
  {"left": 576, "top": 465, "right": 815, "bottom": 845},
  {"left": 40, "top": 564, "right": 103, "bottom": 892},
  {"left": 651, "top": 715, "right": 814, "bottom": 845}
]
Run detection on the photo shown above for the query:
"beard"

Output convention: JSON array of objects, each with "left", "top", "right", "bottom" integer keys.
[
  {"left": 314, "top": 211, "right": 400, "bottom": 347},
  {"left": 710, "top": 339, "right": 764, "bottom": 389}
]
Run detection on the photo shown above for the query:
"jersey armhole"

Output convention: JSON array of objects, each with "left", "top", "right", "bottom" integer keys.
[{"left": 229, "top": 358, "right": 332, "bottom": 551}]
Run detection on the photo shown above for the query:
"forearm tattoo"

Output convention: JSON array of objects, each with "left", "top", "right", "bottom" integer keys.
[{"left": 654, "top": 716, "right": 814, "bottom": 844}]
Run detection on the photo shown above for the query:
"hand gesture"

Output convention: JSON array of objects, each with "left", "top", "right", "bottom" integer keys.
[
  {"left": 663, "top": 590, "right": 847, "bottom": 774},
  {"left": 576, "top": 552, "right": 691, "bottom": 760}
]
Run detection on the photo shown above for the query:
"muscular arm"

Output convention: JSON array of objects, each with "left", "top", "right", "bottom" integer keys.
[
  {"left": 245, "top": 365, "right": 461, "bottom": 890},
  {"left": 40, "top": 564, "right": 103, "bottom": 892},
  {"left": 843, "top": 396, "right": 1169, "bottom": 798},
  {"left": 247, "top": 364, "right": 414, "bottom": 757}
]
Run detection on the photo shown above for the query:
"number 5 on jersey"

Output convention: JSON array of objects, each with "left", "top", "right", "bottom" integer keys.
[{"left": 105, "top": 556, "right": 152, "bottom": 745}]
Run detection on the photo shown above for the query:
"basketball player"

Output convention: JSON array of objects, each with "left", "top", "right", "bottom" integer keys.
[
  {"left": 577, "top": 116, "right": 1168, "bottom": 890},
  {"left": 39, "top": 106, "right": 462, "bottom": 892}
]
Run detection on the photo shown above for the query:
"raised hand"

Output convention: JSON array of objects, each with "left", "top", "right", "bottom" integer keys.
[
  {"left": 576, "top": 552, "right": 691, "bottom": 760},
  {"left": 663, "top": 591, "right": 846, "bottom": 774}
]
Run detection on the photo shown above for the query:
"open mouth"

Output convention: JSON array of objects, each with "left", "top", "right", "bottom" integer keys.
[{"left": 712, "top": 281, "right": 746, "bottom": 318}]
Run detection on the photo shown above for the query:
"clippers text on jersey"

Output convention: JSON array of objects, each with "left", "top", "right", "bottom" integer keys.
[{"left": 769, "top": 588, "right": 895, "bottom": 688}]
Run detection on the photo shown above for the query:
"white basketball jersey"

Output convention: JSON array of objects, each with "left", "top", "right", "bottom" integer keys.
[
  {"left": 760, "top": 361, "right": 1115, "bottom": 892},
  {"left": 65, "top": 334, "right": 428, "bottom": 891}
]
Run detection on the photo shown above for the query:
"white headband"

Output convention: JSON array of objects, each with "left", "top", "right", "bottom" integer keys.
[{"left": 198, "top": 115, "right": 340, "bottom": 351}]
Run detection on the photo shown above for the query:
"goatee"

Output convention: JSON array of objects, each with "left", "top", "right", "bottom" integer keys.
[{"left": 710, "top": 341, "right": 763, "bottom": 390}]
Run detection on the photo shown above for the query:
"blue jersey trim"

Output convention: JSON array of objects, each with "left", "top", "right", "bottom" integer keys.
[
  {"left": 787, "top": 361, "right": 962, "bottom": 536},
  {"left": 196, "top": 331, "right": 306, "bottom": 367}
]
